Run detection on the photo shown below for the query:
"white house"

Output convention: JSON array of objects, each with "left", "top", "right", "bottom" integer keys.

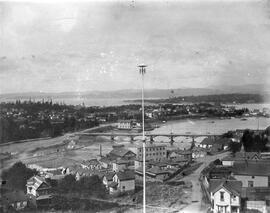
[
  {"left": 117, "top": 120, "right": 134, "bottom": 129},
  {"left": 209, "top": 179, "right": 242, "bottom": 213},
  {"left": 199, "top": 137, "right": 215, "bottom": 149},
  {"left": 102, "top": 172, "right": 115, "bottom": 189},
  {"left": 108, "top": 170, "right": 135, "bottom": 195},
  {"left": 26, "top": 176, "right": 53, "bottom": 207}
]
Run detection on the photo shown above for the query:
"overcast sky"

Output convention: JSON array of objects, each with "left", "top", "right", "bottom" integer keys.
[{"left": 0, "top": 0, "right": 270, "bottom": 93}]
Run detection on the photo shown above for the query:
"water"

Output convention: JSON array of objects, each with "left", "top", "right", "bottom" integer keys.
[
  {"left": 152, "top": 117, "right": 270, "bottom": 135},
  {"left": 226, "top": 103, "right": 270, "bottom": 111}
]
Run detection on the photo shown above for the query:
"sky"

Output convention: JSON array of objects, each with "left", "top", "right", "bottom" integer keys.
[{"left": 0, "top": 0, "right": 270, "bottom": 93}]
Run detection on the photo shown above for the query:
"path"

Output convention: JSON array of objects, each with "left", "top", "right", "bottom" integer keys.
[{"left": 179, "top": 151, "right": 230, "bottom": 213}]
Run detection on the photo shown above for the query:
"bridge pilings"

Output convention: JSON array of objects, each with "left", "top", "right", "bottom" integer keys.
[
  {"left": 170, "top": 136, "right": 174, "bottom": 146},
  {"left": 150, "top": 136, "right": 154, "bottom": 144}
]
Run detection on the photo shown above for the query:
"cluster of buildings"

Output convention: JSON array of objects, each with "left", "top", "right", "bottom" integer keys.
[{"left": 201, "top": 146, "right": 270, "bottom": 213}]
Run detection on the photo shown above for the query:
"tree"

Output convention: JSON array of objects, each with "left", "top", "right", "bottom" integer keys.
[
  {"left": 57, "top": 174, "right": 76, "bottom": 193},
  {"left": 1, "top": 162, "right": 38, "bottom": 191},
  {"left": 242, "top": 130, "right": 253, "bottom": 152},
  {"left": 228, "top": 141, "right": 242, "bottom": 154}
]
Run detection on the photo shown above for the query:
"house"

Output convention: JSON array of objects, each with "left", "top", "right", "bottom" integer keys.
[
  {"left": 209, "top": 179, "right": 242, "bottom": 213},
  {"left": 137, "top": 144, "right": 167, "bottom": 161},
  {"left": 99, "top": 157, "right": 112, "bottom": 169},
  {"left": 108, "top": 170, "right": 135, "bottom": 195},
  {"left": 215, "top": 137, "right": 232, "bottom": 150},
  {"left": 134, "top": 157, "right": 150, "bottom": 170},
  {"left": 241, "top": 187, "right": 270, "bottom": 213},
  {"left": 231, "top": 161, "right": 270, "bottom": 188},
  {"left": 117, "top": 120, "right": 134, "bottom": 129},
  {"left": 199, "top": 137, "right": 215, "bottom": 148},
  {"left": 26, "top": 176, "right": 53, "bottom": 207},
  {"left": 135, "top": 167, "right": 175, "bottom": 182},
  {"left": 112, "top": 159, "right": 130, "bottom": 172},
  {"left": 168, "top": 149, "right": 192, "bottom": 162},
  {"left": 108, "top": 147, "right": 136, "bottom": 161},
  {"left": 222, "top": 151, "right": 262, "bottom": 167},
  {"left": 81, "top": 159, "right": 102, "bottom": 170},
  {"left": 102, "top": 172, "right": 115, "bottom": 189},
  {"left": 192, "top": 146, "right": 208, "bottom": 159},
  {"left": 146, "top": 168, "right": 174, "bottom": 182},
  {"left": 1, "top": 191, "right": 28, "bottom": 212}
]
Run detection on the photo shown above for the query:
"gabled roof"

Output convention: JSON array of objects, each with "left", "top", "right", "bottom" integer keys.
[
  {"left": 215, "top": 137, "right": 232, "bottom": 145},
  {"left": 109, "top": 148, "right": 135, "bottom": 158},
  {"left": 108, "top": 181, "right": 118, "bottom": 188},
  {"left": 83, "top": 159, "right": 101, "bottom": 166},
  {"left": 147, "top": 168, "right": 174, "bottom": 176},
  {"left": 26, "top": 176, "right": 51, "bottom": 190},
  {"left": 115, "top": 170, "right": 135, "bottom": 181},
  {"left": 201, "top": 138, "right": 215, "bottom": 145},
  {"left": 232, "top": 161, "right": 270, "bottom": 176},
  {"left": 170, "top": 149, "right": 192, "bottom": 155},
  {"left": 104, "top": 172, "right": 115, "bottom": 181},
  {"left": 209, "top": 179, "right": 242, "bottom": 196}
]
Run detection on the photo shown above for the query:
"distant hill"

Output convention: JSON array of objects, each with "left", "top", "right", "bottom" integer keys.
[
  {"left": 130, "top": 93, "right": 270, "bottom": 104},
  {"left": 0, "top": 84, "right": 269, "bottom": 101}
]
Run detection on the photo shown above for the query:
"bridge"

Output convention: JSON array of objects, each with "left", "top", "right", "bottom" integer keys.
[{"left": 75, "top": 132, "right": 221, "bottom": 145}]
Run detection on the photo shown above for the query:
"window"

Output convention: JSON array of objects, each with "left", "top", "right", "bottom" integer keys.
[
  {"left": 232, "top": 195, "right": 237, "bottom": 201},
  {"left": 220, "top": 192, "right": 224, "bottom": 201},
  {"left": 248, "top": 181, "right": 254, "bottom": 187},
  {"left": 122, "top": 186, "right": 125, "bottom": 191},
  {"left": 252, "top": 176, "right": 255, "bottom": 179}
]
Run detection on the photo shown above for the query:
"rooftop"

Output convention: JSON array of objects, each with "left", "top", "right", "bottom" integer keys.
[
  {"left": 232, "top": 161, "right": 270, "bottom": 176},
  {"left": 115, "top": 170, "right": 135, "bottom": 181},
  {"left": 209, "top": 179, "right": 242, "bottom": 196}
]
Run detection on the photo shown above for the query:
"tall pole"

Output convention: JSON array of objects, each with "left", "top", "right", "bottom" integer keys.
[{"left": 139, "top": 64, "right": 146, "bottom": 213}]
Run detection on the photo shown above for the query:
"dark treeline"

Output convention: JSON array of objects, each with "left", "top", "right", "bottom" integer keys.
[
  {"left": 141, "top": 93, "right": 267, "bottom": 104},
  {"left": 1, "top": 162, "right": 38, "bottom": 192},
  {"left": 0, "top": 100, "right": 146, "bottom": 143},
  {"left": 242, "top": 129, "right": 269, "bottom": 152},
  {"left": 228, "top": 127, "right": 270, "bottom": 153},
  {"left": 0, "top": 100, "right": 99, "bottom": 143}
]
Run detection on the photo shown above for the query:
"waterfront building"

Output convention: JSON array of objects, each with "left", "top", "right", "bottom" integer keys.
[{"left": 137, "top": 144, "right": 167, "bottom": 161}]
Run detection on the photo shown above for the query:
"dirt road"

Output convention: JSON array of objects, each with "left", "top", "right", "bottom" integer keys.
[{"left": 179, "top": 151, "right": 230, "bottom": 213}]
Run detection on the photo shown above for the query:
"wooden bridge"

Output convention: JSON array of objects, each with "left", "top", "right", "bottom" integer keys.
[{"left": 75, "top": 132, "right": 221, "bottom": 145}]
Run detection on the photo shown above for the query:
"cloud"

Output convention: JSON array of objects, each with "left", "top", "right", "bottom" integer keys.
[{"left": 0, "top": 0, "right": 270, "bottom": 93}]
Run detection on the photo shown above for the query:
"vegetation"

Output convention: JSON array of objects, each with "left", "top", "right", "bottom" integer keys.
[
  {"left": 56, "top": 174, "right": 107, "bottom": 198},
  {"left": 142, "top": 93, "right": 266, "bottom": 104},
  {"left": 1, "top": 162, "right": 38, "bottom": 191},
  {"left": 241, "top": 129, "right": 269, "bottom": 152},
  {"left": 50, "top": 196, "right": 119, "bottom": 212},
  {"left": 228, "top": 142, "right": 242, "bottom": 154}
]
